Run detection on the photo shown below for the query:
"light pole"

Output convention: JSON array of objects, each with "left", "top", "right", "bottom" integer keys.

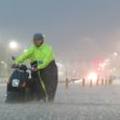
[
  {"left": 7, "top": 40, "right": 19, "bottom": 74},
  {"left": 0, "top": 61, "right": 8, "bottom": 78}
]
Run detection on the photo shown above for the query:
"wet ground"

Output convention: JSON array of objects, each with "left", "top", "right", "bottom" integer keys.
[{"left": 0, "top": 84, "right": 120, "bottom": 120}]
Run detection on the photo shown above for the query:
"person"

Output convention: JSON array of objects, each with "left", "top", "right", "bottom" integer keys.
[{"left": 14, "top": 33, "right": 58, "bottom": 102}]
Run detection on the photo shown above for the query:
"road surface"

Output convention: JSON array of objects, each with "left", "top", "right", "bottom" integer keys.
[{"left": 0, "top": 84, "right": 120, "bottom": 120}]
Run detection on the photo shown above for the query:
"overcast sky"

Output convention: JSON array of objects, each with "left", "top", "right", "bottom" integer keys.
[{"left": 0, "top": 0, "right": 120, "bottom": 63}]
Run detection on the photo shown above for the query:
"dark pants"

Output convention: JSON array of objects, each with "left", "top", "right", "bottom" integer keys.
[{"left": 31, "top": 61, "right": 58, "bottom": 101}]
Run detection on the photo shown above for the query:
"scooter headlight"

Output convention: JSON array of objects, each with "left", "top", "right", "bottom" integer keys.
[{"left": 12, "top": 79, "right": 20, "bottom": 87}]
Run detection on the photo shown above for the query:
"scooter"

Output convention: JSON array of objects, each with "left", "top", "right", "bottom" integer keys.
[
  {"left": 5, "top": 57, "right": 48, "bottom": 103},
  {"left": 5, "top": 63, "right": 34, "bottom": 103}
]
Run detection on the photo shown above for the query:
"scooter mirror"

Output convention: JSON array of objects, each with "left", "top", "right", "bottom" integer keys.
[{"left": 12, "top": 56, "right": 16, "bottom": 61}]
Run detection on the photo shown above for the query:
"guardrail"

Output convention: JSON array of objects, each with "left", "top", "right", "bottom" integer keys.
[
  {"left": 60, "top": 78, "right": 114, "bottom": 89},
  {"left": 0, "top": 76, "right": 114, "bottom": 89}
]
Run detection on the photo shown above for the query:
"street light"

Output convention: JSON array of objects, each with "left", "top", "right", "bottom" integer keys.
[
  {"left": 9, "top": 41, "right": 19, "bottom": 50},
  {"left": 113, "top": 52, "right": 118, "bottom": 57}
]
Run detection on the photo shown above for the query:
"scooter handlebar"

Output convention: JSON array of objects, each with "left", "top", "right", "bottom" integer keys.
[{"left": 12, "top": 64, "right": 28, "bottom": 71}]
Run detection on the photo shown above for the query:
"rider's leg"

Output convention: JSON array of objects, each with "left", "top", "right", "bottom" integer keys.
[
  {"left": 40, "top": 61, "right": 58, "bottom": 102},
  {"left": 32, "top": 71, "right": 44, "bottom": 100}
]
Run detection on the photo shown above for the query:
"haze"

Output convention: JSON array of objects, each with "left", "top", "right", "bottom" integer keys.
[{"left": 0, "top": 0, "right": 120, "bottom": 64}]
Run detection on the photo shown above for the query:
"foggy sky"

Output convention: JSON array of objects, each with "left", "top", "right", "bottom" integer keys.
[{"left": 0, "top": 0, "right": 120, "bottom": 63}]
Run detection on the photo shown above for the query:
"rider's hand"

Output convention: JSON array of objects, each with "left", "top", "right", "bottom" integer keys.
[{"left": 31, "top": 67, "right": 38, "bottom": 72}]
